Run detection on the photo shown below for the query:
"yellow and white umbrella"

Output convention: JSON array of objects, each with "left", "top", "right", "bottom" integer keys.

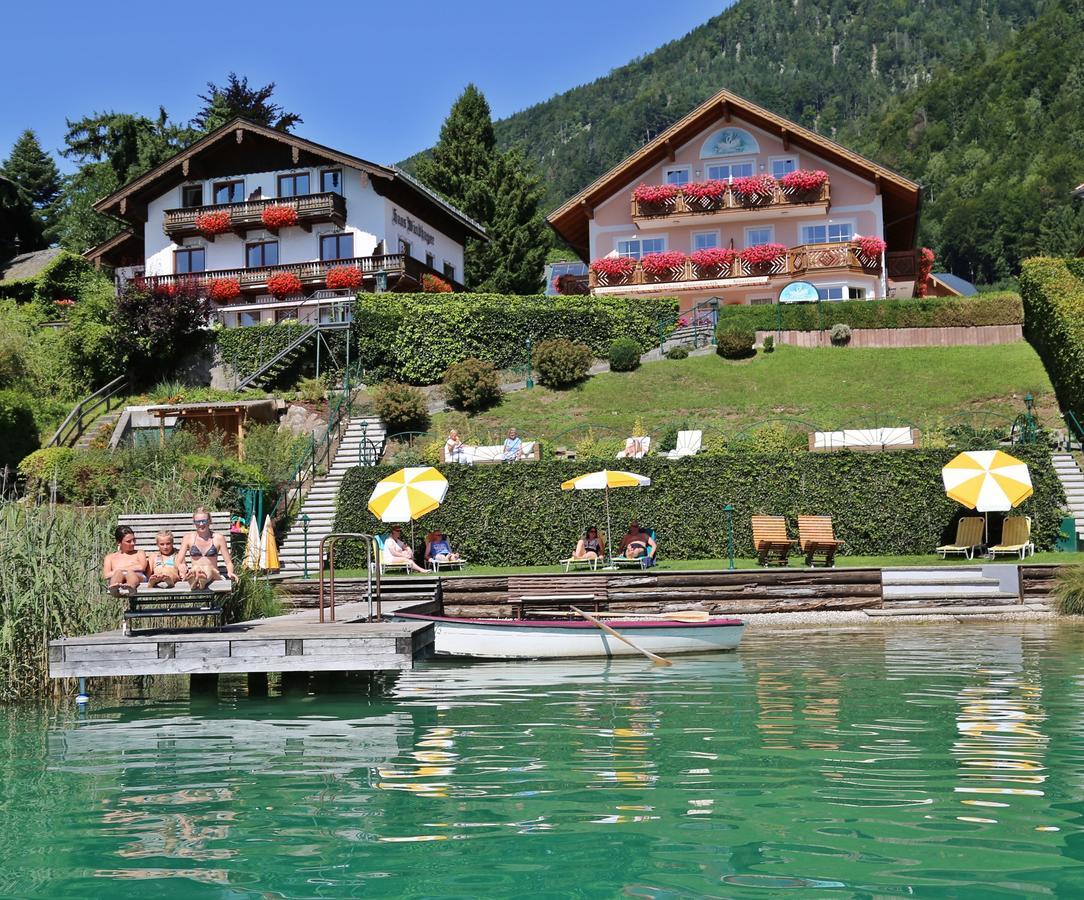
[
  {"left": 259, "top": 514, "right": 280, "bottom": 572},
  {"left": 368, "top": 467, "right": 450, "bottom": 522},
  {"left": 243, "top": 514, "right": 262, "bottom": 570},
  {"left": 941, "top": 450, "right": 1033, "bottom": 511},
  {"left": 561, "top": 470, "right": 652, "bottom": 563}
]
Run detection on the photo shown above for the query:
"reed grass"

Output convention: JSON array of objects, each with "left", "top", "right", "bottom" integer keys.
[{"left": 1052, "top": 564, "right": 1084, "bottom": 615}]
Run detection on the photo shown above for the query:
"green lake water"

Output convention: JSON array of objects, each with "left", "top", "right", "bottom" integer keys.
[{"left": 4, "top": 622, "right": 1084, "bottom": 898}]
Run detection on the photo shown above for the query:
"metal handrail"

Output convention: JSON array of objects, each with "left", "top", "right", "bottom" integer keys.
[
  {"left": 318, "top": 532, "right": 378, "bottom": 623},
  {"left": 1065, "top": 411, "right": 1084, "bottom": 451},
  {"left": 47, "top": 374, "right": 128, "bottom": 448},
  {"left": 234, "top": 324, "right": 319, "bottom": 390}
]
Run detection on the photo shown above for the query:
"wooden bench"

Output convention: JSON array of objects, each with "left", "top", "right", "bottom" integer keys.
[
  {"left": 751, "top": 515, "right": 796, "bottom": 566},
  {"left": 507, "top": 575, "right": 608, "bottom": 615},
  {"left": 115, "top": 513, "right": 232, "bottom": 634},
  {"left": 797, "top": 515, "right": 842, "bottom": 568}
]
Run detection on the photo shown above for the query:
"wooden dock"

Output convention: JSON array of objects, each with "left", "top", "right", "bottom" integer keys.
[{"left": 49, "top": 600, "right": 435, "bottom": 679}]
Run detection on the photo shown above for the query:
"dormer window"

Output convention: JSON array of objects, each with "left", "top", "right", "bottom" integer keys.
[
  {"left": 278, "top": 172, "right": 310, "bottom": 197},
  {"left": 213, "top": 180, "right": 244, "bottom": 204},
  {"left": 181, "top": 185, "right": 203, "bottom": 208}
]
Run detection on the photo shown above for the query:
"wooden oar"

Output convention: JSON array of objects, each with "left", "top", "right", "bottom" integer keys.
[
  {"left": 600, "top": 610, "right": 710, "bottom": 622},
  {"left": 571, "top": 606, "right": 673, "bottom": 667}
]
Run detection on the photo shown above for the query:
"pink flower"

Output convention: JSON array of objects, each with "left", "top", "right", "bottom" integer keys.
[
  {"left": 640, "top": 250, "right": 688, "bottom": 276},
  {"left": 681, "top": 180, "right": 729, "bottom": 201},
  {"left": 632, "top": 183, "right": 679, "bottom": 205},
  {"left": 590, "top": 256, "right": 637, "bottom": 278},
  {"left": 690, "top": 247, "right": 737, "bottom": 271},
  {"left": 780, "top": 169, "right": 829, "bottom": 193},
  {"left": 856, "top": 236, "right": 887, "bottom": 258},
  {"left": 732, "top": 173, "right": 777, "bottom": 199},
  {"left": 740, "top": 243, "right": 788, "bottom": 265}
]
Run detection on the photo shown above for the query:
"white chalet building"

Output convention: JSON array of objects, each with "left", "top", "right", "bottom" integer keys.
[{"left": 86, "top": 118, "right": 486, "bottom": 327}]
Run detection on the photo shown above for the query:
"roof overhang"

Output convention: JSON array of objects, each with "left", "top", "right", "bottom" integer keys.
[
  {"left": 547, "top": 88, "right": 922, "bottom": 261},
  {"left": 84, "top": 228, "right": 144, "bottom": 268}
]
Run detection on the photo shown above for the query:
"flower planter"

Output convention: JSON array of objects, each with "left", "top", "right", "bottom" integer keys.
[
  {"left": 195, "top": 211, "right": 231, "bottom": 238},
  {"left": 855, "top": 236, "right": 887, "bottom": 268},
  {"left": 632, "top": 183, "right": 679, "bottom": 216},
  {"left": 640, "top": 251, "right": 688, "bottom": 283},
  {"left": 681, "top": 181, "right": 729, "bottom": 212},
  {"left": 779, "top": 169, "right": 828, "bottom": 200},
  {"left": 326, "top": 266, "right": 364, "bottom": 290},
  {"left": 261, "top": 205, "right": 299, "bottom": 230},
  {"left": 732, "top": 174, "right": 777, "bottom": 207},
  {"left": 208, "top": 277, "right": 242, "bottom": 302},
  {"left": 590, "top": 256, "right": 637, "bottom": 287},
  {"left": 421, "top": 273, "right": 453, "bottom": 293},
  {"left": 690, "top": 248, "right": 738, "bottom": 280},
  {"left": 267, "top": 272, "right": 303, "bottom": 298}
]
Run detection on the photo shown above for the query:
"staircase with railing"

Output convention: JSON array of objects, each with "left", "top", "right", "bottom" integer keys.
[{"left": 47, "top": 375, "right": 129, "bottom": 449}]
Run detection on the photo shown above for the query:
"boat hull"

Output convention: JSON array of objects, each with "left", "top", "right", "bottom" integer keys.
[{"left": 393, "top": 613, "right": 744, "bottom": 659}]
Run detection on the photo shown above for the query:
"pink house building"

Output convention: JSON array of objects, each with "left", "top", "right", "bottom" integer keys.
[{"left": 548, "top": 89, "right": 942, "bottom": 310}]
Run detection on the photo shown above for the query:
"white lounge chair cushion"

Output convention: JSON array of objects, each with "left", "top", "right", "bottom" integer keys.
[
  {"left": 460, "top": 441, "right": 536, "bottom": 462},
  {"left": 811, "top": 427, "right": 915, "bottom": 450}
]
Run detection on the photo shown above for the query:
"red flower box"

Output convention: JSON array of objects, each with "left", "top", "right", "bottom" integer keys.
[
  {"left": 267, "top": 272, "right": 302, "bottom": 298},
  {"left": 632, "top": 183, "right": 679, "bottom": 206},
  {"left": 740, "top": 243, "right": 788, "bottom": 266},
  {"left": 590, "top": 256, "right": 637, "bottom": 279},
  {"left": 421, "top": 273, "right": 453, "bottom": 293},
  {"left": 53, "top": 297, "right": 76, "bottom": 307},
  {"left": 681, "top": 180, "right": 729, "bottom": 201},
  {"left": 207, "top": 277, "right": 241, "bottom": 302},
  {"left": 326, "top": 266, "right": 363, "bottom": 290},
  {"left": 640, "top": 250, "right": 688, "bottom": 277},
  {"left": 855, "top": 236, "right": 887, "bottom": 259},
  {"left": 732, "top": 173, "right": 777, "bottom": 201},
  {"left": 261, "top": 205, "right": 298, "bottom": 229},
  {"left": 780, "top": 169, "right": 828, "bottom": 193},
  {"left": 195, "top": 211, "right": 231, "bottom": 236},
  {"left": 690, "top": 247, "right": 738, "bottom": 273}
]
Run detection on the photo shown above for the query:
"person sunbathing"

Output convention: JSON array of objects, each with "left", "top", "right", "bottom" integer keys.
[
  {"left": 177, "top": 507, "right": 236, "bottom": 590},
  {"left": 425, "top": 529, "right": 461, "bottom": 566},
  {"left": 618, "top": 520, "right": 656, "bottom": 559},
  {"left": 148, "top": 530, "right": 182, "bottom": 588},
  {"left": 386, "top": 526, "right": 427, "bottom": 573},
  {"left": 502, "top": 427, "right": 523, "bottom": 462},
  {"left": 571, "top": 526, "right": 603, "bottom": 562},
  {"left": 102, "top": 525, "right": 149, "bottom": 596}
]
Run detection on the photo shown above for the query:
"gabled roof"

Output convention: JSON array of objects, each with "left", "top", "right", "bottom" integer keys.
[
  {"left": 83, "top": 228, "right": 143, "bottom": 268},
  {"left": 94, "top": 118, "right": 487, "bottom": 242},
  {"left": 547, "top": 88, "right": 921, "bottom": 260}
]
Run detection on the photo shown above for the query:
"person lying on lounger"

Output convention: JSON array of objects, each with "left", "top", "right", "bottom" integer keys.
[
  {"left": 386, "top": 526, "right": 427, "bottom": 573},
  {"left": 571, "top": 526, "right": 603, "bottom": 562},
  {"left": 425, "top": 529, "right": 462, "bottom": 565},
  {"left": 618, "top": 520, "right": 656, "bottom": 559},
  {"left": 102, "top": 525, "right": 149, "bottom": 596}
]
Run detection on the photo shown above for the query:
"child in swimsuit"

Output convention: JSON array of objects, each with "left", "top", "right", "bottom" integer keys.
[{"left": 148, "top": 530, "right": 181, "bottom": 588}]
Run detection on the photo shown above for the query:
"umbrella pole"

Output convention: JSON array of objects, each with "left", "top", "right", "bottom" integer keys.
[{"left": 605, "top": 485, "right": 614, "bottom": 566}]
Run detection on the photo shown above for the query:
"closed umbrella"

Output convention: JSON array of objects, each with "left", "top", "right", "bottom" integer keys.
[
  {"left": 259, "top": 514, "right": 280, "bottom": 572},
  {"left": 243, "top": 514, "right": 261, "bottom": 571},
  {"left": 368, "top": 466, "right": 450, "bottom": 547},
  {"left": 561, "top": 470, "right": 652, "bottom": 564},
  {"left": 942, "top": 449, "right": 1033, "bottom": 542}
]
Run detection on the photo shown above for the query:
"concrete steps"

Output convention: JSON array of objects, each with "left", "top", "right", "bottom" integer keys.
[
  {"left": 74, "top": 410, "right": 122, "bottom": 451},
  {"left": 1051, "top": 453, "right": 1084, "bottom": 539},
  {"left": 881, "top": 566, "right": 1020, "bottom": 605}
]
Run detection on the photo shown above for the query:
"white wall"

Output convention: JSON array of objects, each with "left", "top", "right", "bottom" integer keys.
[{"left": 382, "top": 201, "right": 464, "bottom": 280}]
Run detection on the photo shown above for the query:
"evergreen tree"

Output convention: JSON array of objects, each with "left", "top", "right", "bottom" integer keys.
[
  {"left": 416, "top": 86, "right": 548, "bottom": 291},
  {"left": 193, "top": 73, "right": 302, "bottom": 132},
  {"left": 0, "top": 173, "right": 37, "bottom": 261},
  {"left": 1, "top": 130, "right": 62, "bottom": 244}
]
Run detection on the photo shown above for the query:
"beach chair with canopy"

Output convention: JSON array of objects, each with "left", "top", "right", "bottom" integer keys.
[
  {"left": 751, "top": 515, "right": 797, "bottom": 566},
  {"left": 797, "top": 515, "right": 842, "bottom": 567},
  {"left": 936, "top": 516, "right": 985, "bottom": 559}
]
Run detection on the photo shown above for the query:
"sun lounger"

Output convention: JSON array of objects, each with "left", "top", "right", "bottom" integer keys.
[
  {"left": 751, "top": 515, "right": 797, "bottom": 566},
  {"left": 662, "top": 430, "right": 702, "bottom": 459},
  {"left": 936, "top": 516, "right": 985, "bottom": 559},
  {"left": 561, "top": 531, "right": 606, "bottom": 572},
  {"left": 616, "top": 437, "right": 651, "bottom": 459},
  {"left": 797, "top": 515, "right": 842, "bottom": 567},
  {"left": 441, "top": 441, "right": 540, "bottom": 464},
  {"left": 373, "top": 534, "right": 415, "bottom": 575},
  {"left": 988, "top": 515, "right": 1034, "bottom": 559}
]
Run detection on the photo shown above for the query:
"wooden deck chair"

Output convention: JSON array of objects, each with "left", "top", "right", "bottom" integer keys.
[
  {"left": 797, "top": 515, "right": 842, "bottom": 567},
  {"left": 561, "top": 531, "right": 606, "bottom": 572},
  {"left": 936, "top": 517, "right": 985, "bottom": 559},
  {"left": 751, "top": 515, "right": 796, "bottom": 566},
  {"left": 989, "top": 515, "right": 1034, "bottom": 559},
  {"left": 425, "top": 532, "right": 467, "bottom": 573},
  {"left": 373, "top": 534, "right": 414, "bottom": 575}
]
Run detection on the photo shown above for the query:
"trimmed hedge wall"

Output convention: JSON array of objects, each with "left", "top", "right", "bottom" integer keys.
[
  {"left": 1020, "top": 258, "right": 1084, "bottom": 416},
  {"left": 351, "top": 292, "right": 678, "bottom": 384},
  {"left": 332, "top": 448, "right": 1062, "bottom": 567},
  {"left": 215, "top": 323, "right": 347, "bottom": 379},
  {"left": 0, "top": 390, "right": 40, "bottom": 472},
  {"left": 714, "top": 292, "right": 1022, "bottom": 333}
]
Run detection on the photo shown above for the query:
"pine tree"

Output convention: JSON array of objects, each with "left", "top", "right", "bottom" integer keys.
[
  {"left": 1, "top": 130, "right": 62, "bottom": 246},
  {"left": 193, "top": 73, "right": 302, "bottom": 132},
  {"left": 416, "top": 86, "right": 548, "bottom": 292}
]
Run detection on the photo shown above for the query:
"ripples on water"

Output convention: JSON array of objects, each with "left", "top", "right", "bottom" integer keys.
[{"left": 2, "top": 623, "right": 1084, "bottom": 897}]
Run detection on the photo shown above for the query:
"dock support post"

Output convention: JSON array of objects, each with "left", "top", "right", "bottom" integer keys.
[
  {"left": 281, "top": 671, "right": 309, "bottom": 694},
  {"left": 248, "top": 672, "right": 268, "bottom": 697},
  {"left": 190, "top": 673, "right": 219, "bottom": 695},
  {"left": 76, "top": 677, "right": 89, "bottom": 706}
]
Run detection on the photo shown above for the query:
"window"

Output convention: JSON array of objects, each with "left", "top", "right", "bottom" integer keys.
[
  {"left": 181, "top": 185, "right": 203, "bottom": 208},
  {"left": 239, "top": 310, "right": 260, "bottom": 327},
  {"left": 278, "top": 172, "right": 310, "bottom": 197},
  {"left": 320, "top": 233, "right": 354, "bottom": 261},
  {"left": 848, "top": 286, "right": 866, "bottom": 300},
  {"left": 213, "top": 180, "right": 244, "bottom": 204},
  {"left": 425, "top": 252, "right": 435, "bottom": 268},
  {"left": 443, "top": 261, "right": 455, "bottom": 280},
  {"left": 398, "top": 237, "right": 412, "bottom": 258},
  {"left": 771, "top": 157, "right": 798, "bottom": 178},
  {"left": 706, "top": 160, "right": 754, "bottom": 181},
  {"left": 745, "top": 226, "right": 773, "bottom": 246},
  {"left": 692, "top": 232, "right": 719, "bottom": 251},
  {"left": 246, "top": 241, "right": 279, "bottom": 268},
  {"left": 174, "top": 247, "right": 205, "bottom": 274},
  {"left": 817, "top": 286, "right": 846, "bottom": 301},
  {"left": 664, "top": 166, "right": 690, "bottom": 185},
  {"left": 750, "top": 297, "right": 774, "bottom": 305},
  {"left": 616, "top": 237, "right": 665, "bottom": 259},
  {"left": 320, "top": 169, "right": 342, "bottom": 194},
  {"left": 801, "top": 222, "right": 853, "bottom": 244}
]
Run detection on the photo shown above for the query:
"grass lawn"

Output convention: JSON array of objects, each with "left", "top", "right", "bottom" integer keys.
[
  {"left": 431, "top": 343, "right": 1055, "bottom": 443},
  {"left": 311, "top": 551, "right": 1083, "bottom": 580}
]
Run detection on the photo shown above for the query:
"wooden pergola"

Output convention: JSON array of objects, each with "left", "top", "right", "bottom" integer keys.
[{"left": 148, "top": 399, "right": 283, "bottom": 459}]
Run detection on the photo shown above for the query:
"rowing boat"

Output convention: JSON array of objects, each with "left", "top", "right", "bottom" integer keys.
[{"left": 392, "top": 612, "right": 744, "bottom": 659}]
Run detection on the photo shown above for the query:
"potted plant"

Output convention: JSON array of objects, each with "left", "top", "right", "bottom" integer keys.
[
  {"left": 855, "top": 236, "right": 887, "bottom": 265},
  {"left": 267, "top": 271, "right": 302, "bottom": 298},
  {"left": 640, "top": 250, "right": 688, "bottom": 282},
  {"left": 732, "top": 173, "right": 777, "bottom": 205},
  {"left": 195, "top": 211, "right": 231, "bottom": 237},
  {"left": 632, "top": 182, "right": 679, "bottom": 214},
  {"left": 779, "top": 169, "right": 829, "bottom": 197},
  {"left": 589, "top": 256, "right": 637, "bottom": 286},
  {"left": 739, "top": 242, "right": 788, "bottom": 272},
  {"left": 681, "top": 180, "right": 729, "bottom": 211},
  {"left": 207, "top": 277, "right": 242, "bottom": 302},
  {"left": 690, "top": 247, "right": 738, "bottom": 278},
  {"left": 326, "top": 266, "right": 364, "bottom": 290},
  {"left": 261, "top": 205, "right": 299, "bottom": 230}
]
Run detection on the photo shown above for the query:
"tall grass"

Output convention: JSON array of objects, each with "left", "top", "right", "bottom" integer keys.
[
  {"left": 1052, "top": 565, "right": 1084, "bottom": 615},
  {"left": 0, "top": 504, "right": 122, "bottom": 701}
]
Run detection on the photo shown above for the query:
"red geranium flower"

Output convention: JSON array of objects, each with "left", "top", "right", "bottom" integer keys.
[
  {"left": 267, "top": 272, "right": 302, "bottom": 298},
  {"left": 681, "top": 180, "right": 729, "bottom": 201},
  {"left": 640, "top": 250, "right": 688, "bottom": 277},
  {"left": 856, "top": 236, "right": 887, "bottom": 258},
  {"left": 590, "top": 256, "right": 637, "bottom": 278},
  {"left": 195, "top": 211, "right": 231, "bottom": 236},
  {"left": 780, "top": 169, "right": 829, "bottom": 193},
  {"left": 690, "top": 247, "right": 738, "bottom": 271},
  {"left": 740, "top": 243, "right": 788, "bottom": 265},
  {"left": 326, "top": 266, "right": 364, "bottom": 290},
  {"left": 261, "top": 205, "right": 299, "bottom": 229},
  {"left": 632, "top": 183, "right": 679, "bottom": 205},
  {"left": 421, "top": 273, "right": 453, "bottom": 293},
  {"left": 732, "top": 174, "right": 777, "bottom": 199},
  {"left": 207, "top": 277, "right": 242, "bottom": 302}
]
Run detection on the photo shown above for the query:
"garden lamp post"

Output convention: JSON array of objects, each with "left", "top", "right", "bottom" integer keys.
[
  {"left": 300, "top": 514, "right": 311, "bottom": 578},
  {"left": 526, "top": 337, "right": 534, "bottom": 389},
  {"left": 709, "top": 297, "right": 720, "bottom": 345},
  {"left": 724, "top": 503, "right": 735, "bottom": 570}
]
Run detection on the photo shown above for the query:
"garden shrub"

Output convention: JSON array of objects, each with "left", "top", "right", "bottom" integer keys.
[
  {"left": 830, "top": 323, "right": 853, "bottom": 346},
  {"left": 534, "top": 338, "right": 593, "bottom": 388},
  {"left": 351, "top": 292, "right": 677, "bottom": 384},
  {"left": 442, "top": 357, "right": 502, "bottom": 412},
  {"left": 608, "top": 337, "right": 641, "bottom": 372},
  {"left": 1020, "top": 258, "right": 1084, "bottom": 416},
  {"left": 1053, "top": 565, "right": 1084, "bottom": 615},
  {"left": 332, "top": 446, "right": 1063, "bottom": 566},
  {"left": 762, "top": 335, "right": 775, "bottom": 353},
  {"left": 295, "top": 375, "right": 327, "bottom": 403},
  {"left": 373, "top": 382, "right": 431, "bottom": 434},
  {"left": 716, "top": 327, "right": 756, "bottom": 359},
  {"left": 667, "top": 345, "right": 690, "bottom": 360},
  {"left": 18, "top": 446, "right": 74, "bottom": 495},
  {"left": 32, "top": 251, "right": 115, "bottom": 319},
  {"left": 0, "top": 390, "right": 39, "bottom": 472}
]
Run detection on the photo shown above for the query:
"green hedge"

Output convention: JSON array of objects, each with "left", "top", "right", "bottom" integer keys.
[
  {"left": 332, "top": 447, "right": 1062, "bottom": 567},
  {"left": 0, "top": 278, "right": 35, "bottom": 304},
  {"left": 215, "top": 323, "right": 347, "bottom": 379},
  {"left": 351, "top": 292, "right": 678, "bottom": 384},
  {"left": 0, "top": 390, "right": 40, "bottom": 471},
  {"left": 712, "top": 292, "right": 1023, "bottom": 332},
  {"left": 1021, "top": 258, "right": 1084, "bottom": 416}
]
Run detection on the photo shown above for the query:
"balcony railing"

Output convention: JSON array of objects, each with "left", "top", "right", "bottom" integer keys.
[
  {"left": 162, "top": 192, "right": 346, "bottom": 239},
  {"left": 630, "top": 180, "right": 830, "bottom": 223},
  {"left": 589, "top": 241, "right": 880, "bottom": 291},
  {"left": 138, "top": 253, "right": 458, "bottom": 296}
]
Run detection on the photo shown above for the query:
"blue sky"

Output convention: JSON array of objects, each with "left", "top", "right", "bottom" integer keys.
[{"left": 1, "top": 0, "right": 728, "bottom": 172}]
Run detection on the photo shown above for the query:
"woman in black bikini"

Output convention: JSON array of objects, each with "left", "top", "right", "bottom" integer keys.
[
  {"left": 177, "top": 507, "right": 237, "bottom": 589},
  {"left": 571, "top": 526, "right": 603, "bottom": 563}
]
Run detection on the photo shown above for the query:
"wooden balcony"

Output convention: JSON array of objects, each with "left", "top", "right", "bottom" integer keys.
[
  {"left": 630, "top": 180, "right": 830, "bottom": 228},
  {"left": 138, "top": 253, "right": 459, "bottom": 297},
  {"left": 589, "top": 241, "right": 880, "bottom": 293},
  {"left": 162, "top": 192, "right": 346, "bottom": 240}
]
